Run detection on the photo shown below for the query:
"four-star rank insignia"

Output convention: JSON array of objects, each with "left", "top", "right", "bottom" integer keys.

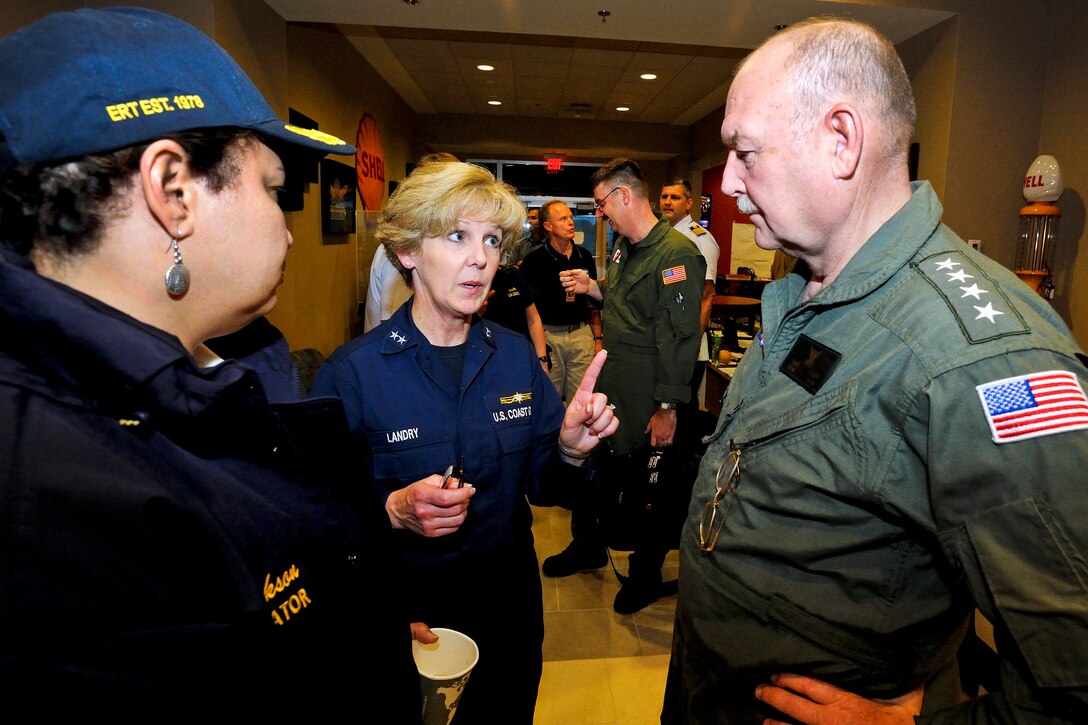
[{"left": 915, "top": 251, "right": 1028, "bottom": 343}]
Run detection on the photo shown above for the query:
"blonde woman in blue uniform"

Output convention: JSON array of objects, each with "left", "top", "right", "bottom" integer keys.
[{"left": 313, "top": 161, "right": 618, "bottom": 724}]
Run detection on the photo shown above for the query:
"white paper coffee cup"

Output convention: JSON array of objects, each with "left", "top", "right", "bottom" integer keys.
[{"left": 412, "top": 628, "right": 480, "bottom": 725}]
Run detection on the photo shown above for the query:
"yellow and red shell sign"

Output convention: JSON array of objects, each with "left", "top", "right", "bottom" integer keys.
[{"left": 356, "top": 114, "right": 386, "bottom": 210}]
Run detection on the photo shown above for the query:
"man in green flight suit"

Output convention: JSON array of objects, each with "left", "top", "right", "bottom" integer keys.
[
  {"left": 547, "top": 158, "right": 705, "bottom": 613},
  {"left": 662, "top": 16, "right": 1088, "bottom": 725}
]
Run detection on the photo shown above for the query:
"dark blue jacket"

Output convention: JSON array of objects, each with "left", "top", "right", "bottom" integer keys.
[
  {"left": 0, "top": 248, "right": 418, "bottom": 719},
  {"left": 206, "top": 315, "right": 303, "bottom": 402}
]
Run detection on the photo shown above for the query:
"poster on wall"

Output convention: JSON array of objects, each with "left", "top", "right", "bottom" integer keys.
[
  {"left": 730, "top": 223, "right": 775, "bottom": 278},
  {"left": 321, "top": 159, "right": 356, "bottom": 239},
  {"left": 356, "top": 114, "right": 386, "bottom": 211}
]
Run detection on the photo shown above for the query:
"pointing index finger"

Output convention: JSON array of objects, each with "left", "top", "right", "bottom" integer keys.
[{"left": 574, "top": 349, "right": 607, "bottom": 398}]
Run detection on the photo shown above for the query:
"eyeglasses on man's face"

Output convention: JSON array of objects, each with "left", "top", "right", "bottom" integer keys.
[
  {"left": 593, "top": 186, "right": 622, "bottom": 214},
  {"left": 698, "top": 444, "right": 741, "bottom": 553}
]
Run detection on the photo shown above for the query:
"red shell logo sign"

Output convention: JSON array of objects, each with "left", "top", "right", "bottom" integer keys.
[{"left": 356, "top": 114, "right": 386, "bottom": 211}]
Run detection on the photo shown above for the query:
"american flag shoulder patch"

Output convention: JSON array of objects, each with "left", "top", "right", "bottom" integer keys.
[
  {"left": 662, "top": 265, "right": 687, "bottom": 285},
  {"left": 976, "top": 370, "right": 1088, "bottom": 443}
]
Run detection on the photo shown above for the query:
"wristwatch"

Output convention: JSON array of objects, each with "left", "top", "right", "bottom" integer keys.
[
  {"left": 658, "top": 401, "right": 677, "bottom": 410},
  {"left": 593, "top": 335, "right": 603, "bottom": 341}
]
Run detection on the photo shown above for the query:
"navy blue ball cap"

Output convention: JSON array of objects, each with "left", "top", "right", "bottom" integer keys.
[{"left": 0, "top": 7, "right": 354, "bottom": 171}]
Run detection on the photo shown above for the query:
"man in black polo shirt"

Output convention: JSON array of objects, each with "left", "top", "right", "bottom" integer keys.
[{"left": 519, "top": 200, "right": 602, "bottom": 404}]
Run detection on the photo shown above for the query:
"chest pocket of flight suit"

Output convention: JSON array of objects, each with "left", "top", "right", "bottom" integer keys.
[
  {"left": 484, "top": 391, "right": 533, "bottom": 454},
  {"left": 366, "top": 426, "right": 455, "bottom": 483},
  {"left": 733, "top": 380, "right": 869, "bottom": 498},
  {"left": 606, "top": 269, "right": 656, "bottom": 348}
]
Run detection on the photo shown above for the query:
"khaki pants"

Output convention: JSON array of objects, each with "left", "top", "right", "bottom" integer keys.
[{"left": 544, "top": 323, "right": 594, "bottom": 404}]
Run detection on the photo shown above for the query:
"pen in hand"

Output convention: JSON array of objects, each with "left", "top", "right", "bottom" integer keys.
[{"left": 441, "top": 463, "right": 465, "bottom": 489}]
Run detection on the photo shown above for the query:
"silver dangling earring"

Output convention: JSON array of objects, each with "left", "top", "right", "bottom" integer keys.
[{"left": 165, "top": 235, "right": 190, "bottom": 296}]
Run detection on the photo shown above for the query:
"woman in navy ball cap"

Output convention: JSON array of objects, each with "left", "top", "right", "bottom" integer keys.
[{"left": 0, "top": 8, "right": 418, "bottom": 719}]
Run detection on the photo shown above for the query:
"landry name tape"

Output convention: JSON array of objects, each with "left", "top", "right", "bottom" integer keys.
[{"left": 976, "top": 369, "right": 1088, "bottom": 443}]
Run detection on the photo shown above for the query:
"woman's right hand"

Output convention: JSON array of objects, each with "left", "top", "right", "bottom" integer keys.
[{"left": 385, "top": 474, "right": 474, "bottom": 537}]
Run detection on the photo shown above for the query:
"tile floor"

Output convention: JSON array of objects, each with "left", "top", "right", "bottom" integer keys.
[
  {"left": 527, "top": 504, "right": 999, "bottom": 725},
  {"left": 531, "top": 504, "right": 679, "bottom": 725}
]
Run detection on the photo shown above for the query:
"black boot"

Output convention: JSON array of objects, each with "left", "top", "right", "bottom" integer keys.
[
  {"left": 613, "top": 572, "right": 665, "bottom": 614},
  {"left": 541, "top": 541, "right": 607, "bottom": 577},
  {"left": 613, "top": 550, "right": 673, "bottom": 613}
]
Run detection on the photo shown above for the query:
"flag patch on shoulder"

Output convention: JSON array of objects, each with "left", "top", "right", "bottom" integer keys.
[
  {"left": 976, "top": 370, "right": 1088, "bottom": 443},
  {"left": 662, "top": 265, "right": 687, "bottom": 284}
]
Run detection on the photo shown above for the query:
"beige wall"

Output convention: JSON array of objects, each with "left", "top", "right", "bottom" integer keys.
[
  {"left": 899, "top": 0, "right": 1087, "bottom": 344},
  {"left": 1038, "top": 2, "right": 1088, "bottom": 347},
  {"left": 271, "top": 22, "right": 416, "bottom": 355},
  {"left": 211, "top": 0, "right": 288, "bottom": 113},
  {"left": 898, "top": 15, "right": 958, "bottom": 200},
  {"left": 938, "top": 0, "right": 1048, "bottom": 275}
]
